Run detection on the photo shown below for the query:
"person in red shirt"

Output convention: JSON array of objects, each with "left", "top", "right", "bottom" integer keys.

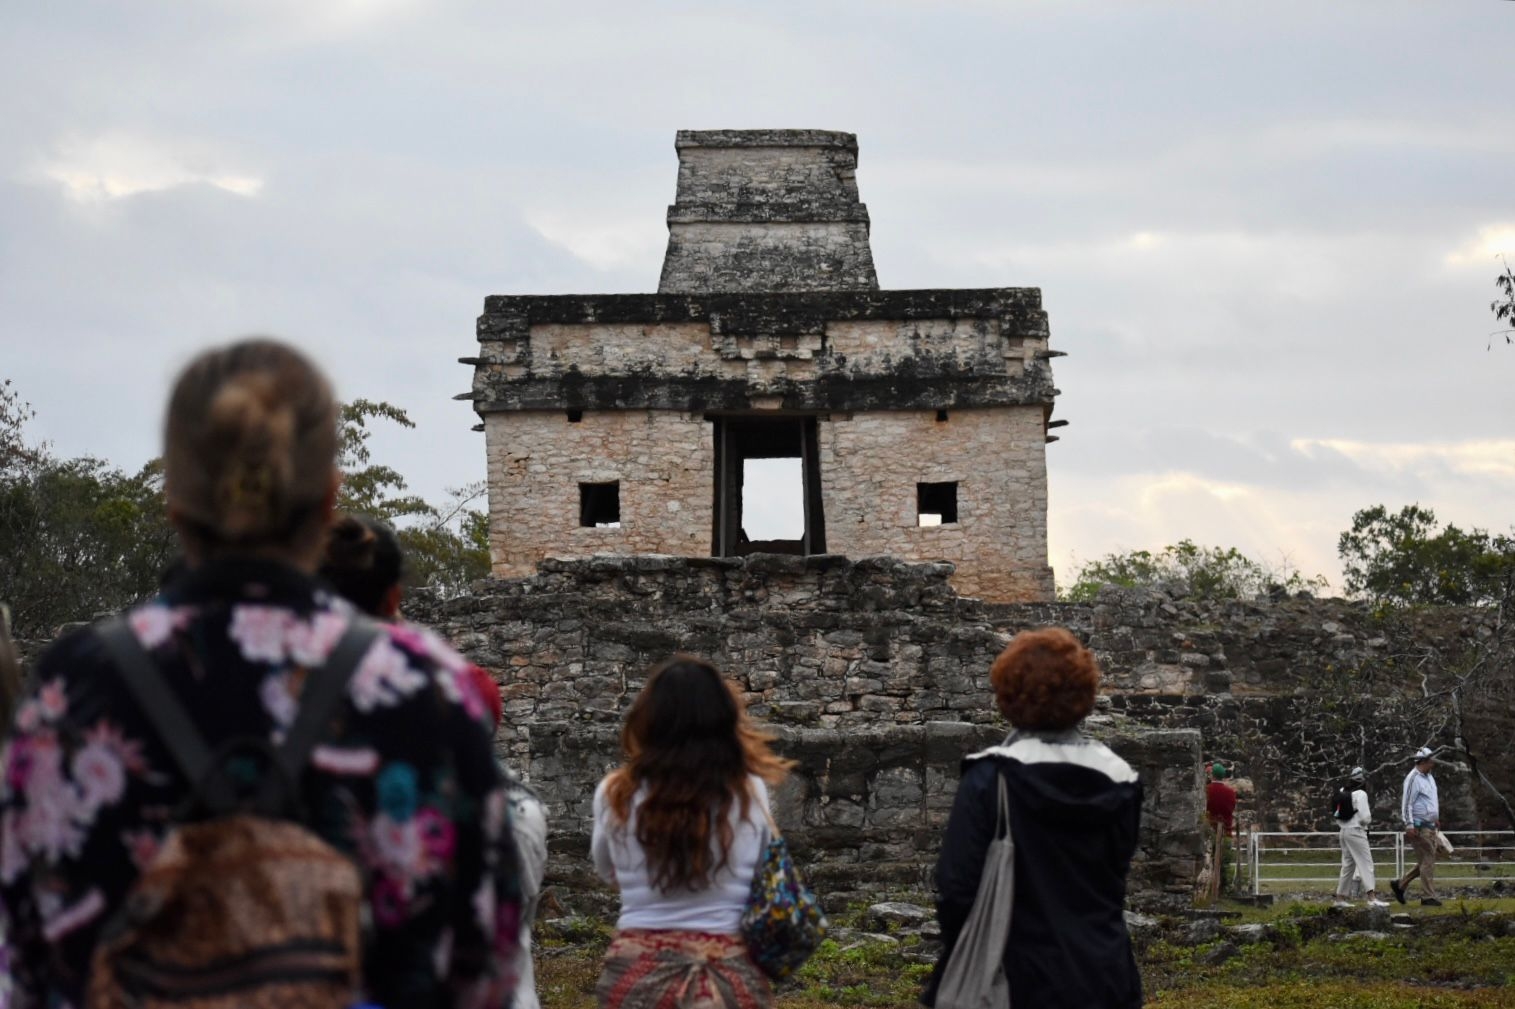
[
  {"left": 1204, "top": 761, "right": 1237, "bottom": 900},
  {"left": 1206, "top": 761, "right": 1237, "bottom": 832}
]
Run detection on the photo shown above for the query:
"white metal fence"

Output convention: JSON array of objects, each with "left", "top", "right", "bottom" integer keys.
[{"left": 1246, "top": 829, "right": 1515, "bottom": 896}]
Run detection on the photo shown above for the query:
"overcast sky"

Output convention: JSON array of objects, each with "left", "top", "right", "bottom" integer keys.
[{"left": 3, "top": 0, "right": 1512, "bottom": 590}]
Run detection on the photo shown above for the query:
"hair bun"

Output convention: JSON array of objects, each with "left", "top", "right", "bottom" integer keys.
[
  {"left": 325, "top": 514, "right": 380, "bottom": 571},
  {"left": 207, "top": 372, "right": 297, "bottom": 539}
]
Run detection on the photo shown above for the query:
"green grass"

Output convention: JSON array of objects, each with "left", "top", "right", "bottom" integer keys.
[{"left": 533, "top": 904, "right": 1515, "bottom": 1008}]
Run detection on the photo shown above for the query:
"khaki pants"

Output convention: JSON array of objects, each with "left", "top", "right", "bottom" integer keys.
[
  {"left": 1399, "top": 828, "right": 1439, "bottom": 898},
  {"left": 1337, "top": 826, "right": 1374, "bottom": 896}
]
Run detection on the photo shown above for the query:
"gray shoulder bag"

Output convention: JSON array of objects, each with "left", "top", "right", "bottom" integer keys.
[{"left": 935, "top": 771, "right": 1014, "bottom": 1009}]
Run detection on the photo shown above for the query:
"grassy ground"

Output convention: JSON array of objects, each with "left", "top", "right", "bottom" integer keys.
[{"left": 534, "top": 899, "right": 1515, "bottom": 1008}]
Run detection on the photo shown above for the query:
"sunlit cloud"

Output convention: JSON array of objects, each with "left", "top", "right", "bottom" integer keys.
[
  {"left": 35, "top": 133, "right": 263, "bottom": 203},
  {"left": 1292, "top": 438, "right": 1515, "bottom": 482},
  {"left": 1444, "top": 224, "right": 1515, "bottom": 268},
  {"left": 1050, "top": 437, "right": 1515, "bottom": 593}
]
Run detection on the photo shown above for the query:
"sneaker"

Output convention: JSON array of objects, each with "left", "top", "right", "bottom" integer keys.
[
  {"left": 1390, "top": 880, "right": 1406, "bottom": 904},
  {"left": 1421, "top": 897, "right": 1442, "bottom": 906},
  {"left": 1332, "top": 900, "right": 1354, "bottom": 908},
  {"left": 1366, "top": 899, "right": 1389, "bottom": 907}
]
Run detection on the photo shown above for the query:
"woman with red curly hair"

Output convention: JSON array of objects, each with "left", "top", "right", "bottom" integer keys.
[
  {"left": 592, "top": 656, "right": 792, "bottom": 1008},
  {"left": 922, "top": 628, "right": 1143, "bottom": 1009}
]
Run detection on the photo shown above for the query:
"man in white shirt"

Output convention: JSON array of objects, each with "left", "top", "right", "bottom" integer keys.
[
  {"left": 1335, "top": 767, "right": 1385, "bottom": 905},
  {"left": 1390, "top": 747, "right": 1442, "bottom": 906}
]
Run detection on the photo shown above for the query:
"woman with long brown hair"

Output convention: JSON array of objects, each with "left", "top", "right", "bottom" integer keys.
[{"left": 592, "top": 656, "right": 792, "bottom": 1009}]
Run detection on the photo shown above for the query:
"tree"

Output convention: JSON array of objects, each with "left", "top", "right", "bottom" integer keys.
[
  {"left": 335, "top": 400, "right": 490, "bottom": 594},
  {"left": 1337, "top": 504, "right": 1515, "bottom": 607},
  {"left": 1492, "top": 255, "right": 1515, "bottom": 349},
  {"left": 0, "top": 385, "right": 490, "bottom": 638},
  {"left": 1060, "top": 539, "right": 1326, "bottom": 602}
]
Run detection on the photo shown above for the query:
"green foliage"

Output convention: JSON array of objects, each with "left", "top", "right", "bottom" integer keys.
[
  {"left": 1061, "top": 539, "right": 1328, "bottom": 602},
  {"left": 0, "top": 384, "right": 489, "bottom": 638},
  {"left": 1337, "top": 504, "right": 1515, "bottom": 607},
  {"left": 0, "top": 392, "right": 175, "bottom": 636},
  {"left": 336, "top": 400, "right": 490, "bottom": 595}
]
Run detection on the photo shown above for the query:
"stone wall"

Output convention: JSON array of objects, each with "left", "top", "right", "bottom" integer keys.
[
  {"left": 819, "top": 408, "right": 1052, "bottom": 601},
  {"left": 403, "top": 554, "right": 1514, "bottom": 912},
  {"left": 472, "top": 304, "right": 1056, "bottom": 599},
  {"left": 484, "top": 410, "right": 713, "bottom": 577},
  {"left": 408, "top": 555, "right": 1209, "bottom": 910}
]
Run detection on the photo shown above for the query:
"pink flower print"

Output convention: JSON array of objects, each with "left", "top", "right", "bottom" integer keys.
[
  {"left": 84, "top": 720, "right": 148, "bottom": 776},
  {"left": 438, "top": 668, "right": 488, "bottom": 725},
  {"left": 71, "top": 740, "right": 127, "bottom": 814},
  {"left": 229, "top": 605, "right": 291, "bottom": 664},
  {"left": 371, "top": 872, "right": 409, "bottom": 928},
  {"left": 19, "top": 777, "right": 87, "bottom": 861},
  {"left": 14, "top": 697, "right": 40, "bottom": 734},
  {"left": 386, "top": 623, "right": 431, "bottom": 658},
  {"left": 421, "top": 627, "right": 469, "bottom": 675},
  {"left": 416, "top": 807, "right": 457, "bottom": 862},
  {"left": 128, "top": 605, "right": 188, "bottom": 651},
  {"left": 311, "top": 745, "right": 380, "bottom": 777},
  {"left": 259, "top": 672, "right": 298, "bottom": 729},
  {"left": 38, "top": 679, "right": 67, "bottom": 723},
  {"left": 370, "top": 812, "right": 424, "bottom": 876},
  {"left": 348, "top": 639, "right": 428, "bottom": 712},
  {"left": 1, "top": 809, "right": 26, "bottom": 884},
  {"left": 287, "top": 611, "right": 349, "bottom": 667},
  {"left": 6, "top": 736, "right": 34, "bottom": 792},
  {"left": 495, "top": 900, "right": 522, "bottom": 957},
  {"left": 122, "top": 828, "right": 163, "bottom": 870},
  {"left": 432, "top": 927, "right": 454, "bottom": 980},
  {"left": 41, "top": 887, "right": 106, "bottom": 943},
  {"left": 472, "top": 878, "right": 496, "bottom": 936}
]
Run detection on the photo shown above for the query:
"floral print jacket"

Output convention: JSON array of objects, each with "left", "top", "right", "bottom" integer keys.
[{"left": 0, "top": 559, "right": 521, "bottom": 1009}]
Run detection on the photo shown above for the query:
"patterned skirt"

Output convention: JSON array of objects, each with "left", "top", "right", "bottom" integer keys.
[{"left": 596, "top": 929, "right": 772, "bottom": 1009}]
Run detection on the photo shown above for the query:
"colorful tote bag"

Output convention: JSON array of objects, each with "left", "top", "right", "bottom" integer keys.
[{"left": 740, "top": 802, "right": 827, "bottom": 979}]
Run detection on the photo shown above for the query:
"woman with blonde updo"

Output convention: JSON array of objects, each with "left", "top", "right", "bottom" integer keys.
[
  {"left": 0, "top": 339, "right": 523, "bottom": 1008},
  {"left": 922, "top": 628, "right": 1144, "bottom": 1009}
]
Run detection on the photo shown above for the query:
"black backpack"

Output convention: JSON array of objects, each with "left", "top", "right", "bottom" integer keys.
[{"left": 1331, "top": 785, "right": 1355, "bottom": 821}]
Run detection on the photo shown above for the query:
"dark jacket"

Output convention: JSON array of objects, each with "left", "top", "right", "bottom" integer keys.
[
  {"left": 923, "top": 731, "right": 1144, "bottom": 1009},
  {"left": 0, "top": 558, "right": 522, "bottom": 1009}
]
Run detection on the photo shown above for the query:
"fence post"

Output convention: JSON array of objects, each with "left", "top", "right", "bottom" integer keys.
[
  {"left": 1251, "top": 830, "right": 1260, "bottom": 897},
  {"left": 1395, "top": 830, "right": 1404, "bottom": 881}
]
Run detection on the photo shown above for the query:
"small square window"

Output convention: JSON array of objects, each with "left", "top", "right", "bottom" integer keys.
[
  {"left": 917, "top": 482, "right": 958, "bottom": 526},
  {"left": 580, "top": 481, "right": 620, "bottom": 528},
  {"left": 935, "top": 409, "right": 949, "bottom": 422},
  {"left": 566, "top": 409, "right": 583, "bottom": 423}
]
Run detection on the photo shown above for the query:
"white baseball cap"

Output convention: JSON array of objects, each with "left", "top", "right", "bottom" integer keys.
[
  {"left": 1350, "top": 766, "right": 1366, "bottom": 779},
  {"left": 1413, "top": 746, "right": 1435, "bottom": 761}
]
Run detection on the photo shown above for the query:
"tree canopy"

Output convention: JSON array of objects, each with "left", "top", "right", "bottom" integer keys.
[
  {"left": 0, "top": 383, "right": 488, "bottom": 637},
  {"left": 1059, "top": 539, "right": 1326, "bottom": 602},
  {"left": 1337, "top": 504, "right": 1515, "bottom": 607}
]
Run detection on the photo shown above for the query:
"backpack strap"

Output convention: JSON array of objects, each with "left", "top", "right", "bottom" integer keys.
[
  {"left": 97, "top": 616, "right": 238, "bottom": 813},
  {"left": 99, "top": 612, "right": 383, "bottom": 818},
  {"left": 256, "top": 616, "right": 381, "bottom": 813}
]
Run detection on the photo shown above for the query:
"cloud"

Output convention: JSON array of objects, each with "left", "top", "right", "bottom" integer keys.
[
  {"left": 1444, "top": 223, "right": 1515, "bottom": 269},
  {"left": 31, "top": 133, "right": 263, "bottom": 203},
  {"left": 526, "top": 208, "right": 666, "bottom": 274},
  {"left": 1049, "top": 434, "right": 1515, "bottom": 591}
]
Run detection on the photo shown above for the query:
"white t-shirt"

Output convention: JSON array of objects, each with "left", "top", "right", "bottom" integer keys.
[{"left": 591, "top": 773, "right": 768, "bottom": 933}]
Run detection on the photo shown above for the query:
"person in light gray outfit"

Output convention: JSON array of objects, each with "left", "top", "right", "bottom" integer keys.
[
  {"left": 1335, "top": 767, "right": 1384, "bottom": 905},
  {"left": 1391, "top": 747, "right": 1442, "bottom": 906}
]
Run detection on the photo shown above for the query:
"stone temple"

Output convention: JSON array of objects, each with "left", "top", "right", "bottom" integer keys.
[{"left": 465, "top": 129, "right": 1061, "bottom": 602}]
